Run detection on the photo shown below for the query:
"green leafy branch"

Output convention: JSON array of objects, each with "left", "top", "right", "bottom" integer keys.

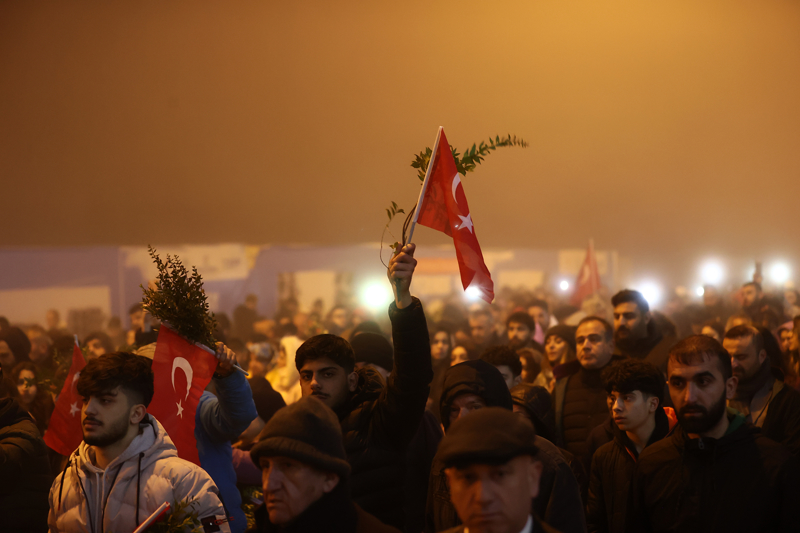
[
  {"left": 141, "top": 246, "right": 217, "bottom": 348},
  {"left": 146, "top": 498, "right": 203, "bottom": 533},
  {"left": 382, "top": 133, "right": 528, "bottom": 263}
]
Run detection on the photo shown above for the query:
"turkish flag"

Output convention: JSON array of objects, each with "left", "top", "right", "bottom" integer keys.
[
  {"left": 44, "top": 341, "right": 87, "bottom": 456},
  {"left": 147, "top": 325, "right": 217, "bottom": 465},
  {"left": 416, "top": 128, "right": 495, "bottom": 303},
  {"left": 570, "top": 240, "right": 602, "bottom": 306}
]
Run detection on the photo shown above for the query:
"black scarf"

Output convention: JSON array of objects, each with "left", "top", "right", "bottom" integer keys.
[{"left": 256, "top": 480, "right": 358, "bottom": 533}]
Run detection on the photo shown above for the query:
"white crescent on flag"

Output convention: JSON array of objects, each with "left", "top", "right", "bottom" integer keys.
[{"left": 171, "top": 357, "right": 193, "bottom": 401}]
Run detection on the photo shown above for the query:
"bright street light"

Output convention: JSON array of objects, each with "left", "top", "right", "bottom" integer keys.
[
  {"left": 559, "top": 280, "right": 570, "bottom": 291},
  {"left": 362, "top": 282, "right": 392, "bottom": 310},
  {"left": 770, "top": 263, "right": 791, "bottom": 285},
  {"left": 700, "top": 260, "right": 725, "bottom": 285},
  {"left": 465, "top": 286, "right": 482, "bottom": 301},
  {"left": 696, "top": 286, "right": 705, "bottom": 297},
  {"left": 638, "top": 282, "right": 662, "bottom": 308}
]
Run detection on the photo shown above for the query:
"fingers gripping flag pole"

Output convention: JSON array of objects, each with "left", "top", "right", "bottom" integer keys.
[{"left": 409, "top": 127, "right": 495, "bottom": 303}]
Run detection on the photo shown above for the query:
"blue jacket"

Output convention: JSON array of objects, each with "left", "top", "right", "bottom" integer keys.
[{"left": 196, "top": 370, "right": 258, "bottom": 533}]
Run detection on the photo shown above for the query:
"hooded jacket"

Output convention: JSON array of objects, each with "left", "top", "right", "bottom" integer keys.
[
  {"left": 627, "top": 410, "right": 800, "bottom": 533},
  {"left": 337, "top": 297, "right": 433, "bottom": 530},
  {"left": 48, "top": 414, "right": 227, "bottom": 533},
  {"left": 0, "top": 398, "right": 53, "bottom": 533},
  {"left": 586, "top": 407, "right": 676, "bottom": 533},
  {"left": 426, "top": 360, "right": 586, "bottom": 533}
]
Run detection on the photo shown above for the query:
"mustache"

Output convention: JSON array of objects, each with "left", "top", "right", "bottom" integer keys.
[
  {"left": 83, "top": 417, "right": 102, "bottom": 425},
  {"left": 679, "top": 405, "right": 708, "bottom": 415}
]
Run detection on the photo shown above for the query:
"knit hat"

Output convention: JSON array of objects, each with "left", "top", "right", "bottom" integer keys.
[
  {"left": 0, "top": 327, "right": 31, "bottom": 367},
  {"left": 248, "top": 377, "right": 286, "bottom": 423},
  {"left": 544, "top": 325, "right": 577, "bottom": 354},
  {"left": 350, "top": 332, "right": 393, "bottom": 373},
  {"left": 440, "top": 360, "right": 513, "bottom": 430},
  {"left": 250, "top": 396, "right": 351, "bottom": 478},
  {"left": 438, "top": 407, "right": 538, "bottom": 468}
]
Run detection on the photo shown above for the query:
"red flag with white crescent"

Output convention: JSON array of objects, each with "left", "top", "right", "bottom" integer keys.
[
  {"left": 44, "top": 341, "right": 87, "bottom": 456},
  {"left": 570, "top": 240, "right": 602, "bottom": 306},
  {"left": 416, "top": 128, "right": 495, "bottom": 303},
  {"left": 147, "top": 325, "right": 217, "bottom": 465}
]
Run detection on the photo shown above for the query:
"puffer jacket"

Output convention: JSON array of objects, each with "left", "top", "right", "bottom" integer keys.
[
  {"left": 338, "top": 297, "right": 433, "bottom": 530},
  {"left": 48, "top": 414, "right": 228, "bottom": 533},
  {"left": 586, "top": 407, "right": 675, "bottom": 533},
  {"left": 426, "top": 361, "right": 586, "bottom": 533},
  {"left": 0, "top": 398, "right": 53, "bottom": 533},
  {"left": 627, "top": 410, "right": 800, "bottom": 533}
]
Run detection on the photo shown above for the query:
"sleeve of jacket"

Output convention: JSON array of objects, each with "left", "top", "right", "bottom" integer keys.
[
  {"left": 173, "top": 464, "right": 229, "bottom": 529},
  {"left": 586, "top": 452, "right": 608, "bottom": 533},
  {"left": 372, "top": 297, "right": 434, "bottom": 447},
  {"left": 196, "top": 371, "right": 258, "bottom": 444},
  {"left": 0, "top": 423, "right": 39, "bottom": 478}
]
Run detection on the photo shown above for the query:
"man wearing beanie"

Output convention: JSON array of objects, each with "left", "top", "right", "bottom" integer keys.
[
  {"left": 437, "top": 407, "right": 561, "bottom": 533},
  {"left": 248, "top": 397, "right": 399, "bottom": 533},
  {"left": 351, "top": 331, "right": 394, "bottom": 382},
  {"left": 427, "top": 360, "right": 585, "bottom": 533},
  {"left": 293, "top": 244, "right": 433, "bottom": 530}
]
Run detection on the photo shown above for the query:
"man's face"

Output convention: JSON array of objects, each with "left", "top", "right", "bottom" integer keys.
[
  {"left": 470, "top": 315, "right": 492, "bottom": 346},
  {"left": 86, "top": 339, "right": 107, "bottom": 360},
  {"left": 129, "top": 310, "right": 145, "bottom": 330},
  {"left": 575, "top": 321, "right": 614, "bottom": 370},
  {"left": 742, "top": 285, "right": 760, "bottom": 307},
  {"left": 446, "top": 455, "right": 542, "bottom": 533},
  {"left": 613, "top": 302, "right": 649, "bottom": 341},
  {"left": 779, "top": 330, "right": 794, "bottom": 354},
  {"left": 493, "top": 365, "right": 521, "bottom": 390},
  {"left": 608, "top": 390, "right": 657, "bottom": 433},
  {"left": 330, "top": 308, "right": 348, "bottom": 329},
  {"left": 506, "top": 322, "right": 532, "bottom": 347},
  {"left": 0, "top": 341, "right": 17, "bottom": 371},
  {"left": 81, "top": 387, "right": 135, "bottom": 447},
  {"left": 260, "top": 456, "right": 338, "bottom": 525},
  {"left": 431, "top": 331, "right": 452, "bottom": 361},
  {"left": 668, "top": 355, "right": 737, "bottom": 436},
  {"left": 448, "top": 393, "right": 487, "bottom": 426},
  {"left": 298, "top": 357, "right": 356, "bottom": 412},
  {"left": 722, "top": 335, "right": 766, "bottom": 382},
  {"left": 527, "top": 306, "right": 549, "bottom": 332},
  {"left": 248, "top": 352, "right": 268, "bottom": 379}
]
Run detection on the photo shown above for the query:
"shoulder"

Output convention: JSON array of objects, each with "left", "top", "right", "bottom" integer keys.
[
  {"left": 593, "top": 439, "right": 618, "bottom": 463},
  {"left": 636, "top": 433, "right": 679, "bottom": 472}
]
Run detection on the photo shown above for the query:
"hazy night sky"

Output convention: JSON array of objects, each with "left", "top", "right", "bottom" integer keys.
[{"left": 2, "top": 0, "right": 799, "bottom": 287}]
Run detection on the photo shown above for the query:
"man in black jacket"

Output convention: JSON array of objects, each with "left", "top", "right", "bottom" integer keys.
[
  {"left": 586, "top": 359, "right": 674, "bottom": 533},
  {"left": 0, "top": 363, "right": 53, "bottom": 533},
  {"left": 612, "top": 290, "right": 675, "bottom": 373},
  {"left": 295, "top": 244, "right": 432, "bottom": 530},
  {"left": 426, "top": 360, "right": 585, "bottom": 533},
  {"left": 723, "top": 324, "right": 800, "bottom": 455},
  {"left": 628, "top": 335, "right": 800, "bottom": 533}
]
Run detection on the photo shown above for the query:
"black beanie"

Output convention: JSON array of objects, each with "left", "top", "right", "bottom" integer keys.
[
  {"left": 350, "top": 332, "right": 393, "bottom": 373},
  {"left": 248, "top": 377, "right": 286, "bottom": 423},
  {"left": 438, "top": 407, "right": 538, "bottom": 468},
  {"left": 250, "top": 396, "right": 351, "bottom": 478},
  {"left": 0, "top": 327, "right": 31, "bottom": 366},
  {"left": 545, "top": 325, "right": 577, "bottom": 354}
]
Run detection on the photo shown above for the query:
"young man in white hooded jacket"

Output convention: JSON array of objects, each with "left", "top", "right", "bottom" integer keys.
[{"left": 48, "top": 351, "right": 230, "bottom": 533}]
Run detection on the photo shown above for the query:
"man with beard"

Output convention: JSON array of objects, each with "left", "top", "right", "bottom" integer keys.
[
  {"left": 723, "top": 325, "right": 800, "bottom": 455},
  {"left": 506, "top": 311, "right": 544, "bottom": 353},
  {"left": 627, "top": 335, "right": 800, "bottom": 533},
  {"left": 294, "top": 244, "right": 432, "bottom": 530},
  {"left": 48, "top": 352, "right": 228, "bottom": 532},
  {"left": 469, "top": 308, "right": 501, "bottom": 353},
  {"left": 741, "top": 281, "right": 783, "bottom": 330},
  {"left": 612, "top": 290, "right": 675, "bottom": 373}
]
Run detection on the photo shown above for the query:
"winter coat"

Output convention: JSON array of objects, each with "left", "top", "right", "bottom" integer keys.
[
  {"left": 613, "top": 322, "right": 675, "bottom": 374},
  {"left": 553, "top": 359, "right": 622, "bottom": 463},
  {"left": 751, "top": 377, "right": 800, "bottom": 456},
  {"left": 249, "top": 480, "right": 400, "bottom": 533},
  {"left": 427, "top": 360, "right": 585, "bottom": 533},
  {"left": 48, "top": 414, "right": 228, "bottom": 533},
  {"left": 0, "top": 398, "right": 53, "bottom": 533},
  {"left": 404, "top": 410, "right": 443, "bottom": 533},
  {"left": 585, "top": 407, "right": 675, "bottom": 533},
  {"left": 338, "top": 297, "right": 433, "bottom": 530},
  {"left": 627, "top": 410, "right": 800, "bottom": 533},
  {"left": 438, "top": 515, "right": 563, "bottom": 533},
  {"left": 196, "top": 370, "right": 258, "bottom": 533}
]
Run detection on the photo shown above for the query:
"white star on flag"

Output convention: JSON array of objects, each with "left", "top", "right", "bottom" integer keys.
[
  {"left": 69, "top": 402, "right": 80, "bottom": 417},
  {"left": 176, "top": 400, "right": 184, "bottom": 418},
  {"left": 457, "top": 213, "right": 474, "bottom": 233}
]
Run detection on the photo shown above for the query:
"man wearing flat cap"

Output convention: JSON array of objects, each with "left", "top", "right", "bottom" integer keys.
[
  {"left": 437, "top": 407, "right": 562, "bottom": 533},
  {"left": 248, "top": 396, "right": 399, "bottom": 533}
]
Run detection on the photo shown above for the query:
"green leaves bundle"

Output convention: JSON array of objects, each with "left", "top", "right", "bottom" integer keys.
[{"left": 141, "top": 246, "right": 217, "bottom": 349}]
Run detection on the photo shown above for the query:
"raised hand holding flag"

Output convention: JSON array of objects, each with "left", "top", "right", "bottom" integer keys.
[{"left": 44, "top": 337, "right": 87, "bottom": 456}]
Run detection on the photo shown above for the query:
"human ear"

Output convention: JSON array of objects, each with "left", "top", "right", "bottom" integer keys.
[
  {"left": 758, "top": 349, "right": 768, "bottom": 366},
  {"left": 725, "top": 376, "right": 738, "bottom": 400},
  {"left": 321, "top": 472, "right": 340, "bottom": 493},
  {"left": 347, "top": 371, "right": 358, "bottom": 392},
  {"left": 648, "top": 396, "right": 659, "bottom": 413},
  {"left": 513, "top": 375, "right": 522, "bottom": 387},
  {"left": 130, "top": 404, "right": 147, "bottom": 425},
  {"left": 528, "top": 459, "right": 543, "bottom": 499}
]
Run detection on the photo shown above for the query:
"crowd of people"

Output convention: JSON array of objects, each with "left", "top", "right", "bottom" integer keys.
[{"left": 2, "top": 245, "right": 800, "bottom": 532}]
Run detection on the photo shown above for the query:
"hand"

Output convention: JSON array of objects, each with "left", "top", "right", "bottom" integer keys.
[
  {"left": 214, "top": 342, "right": 238, "bottom": 378},
  {"left": 388, "top": 243, "right": 416, "bottom": 309}
]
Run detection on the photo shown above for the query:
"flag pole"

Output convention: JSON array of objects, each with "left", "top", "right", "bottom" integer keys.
[
  {"left": 589, "top": 238, "right": 597, "bottom": 295},
  {"left": 405, "top": 126, "right": 444, "bottom": 246}
]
